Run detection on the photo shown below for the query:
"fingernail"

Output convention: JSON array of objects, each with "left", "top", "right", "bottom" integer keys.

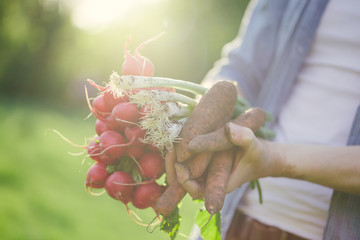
[
  {"left": 224, "top": 122, "right": 233, "bottom": 139},
  {"left": 227, "top": 122, "right": 238, "bottom": 139}
]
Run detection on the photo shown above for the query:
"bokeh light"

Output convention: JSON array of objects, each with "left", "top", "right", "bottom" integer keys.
[{"left": 71, "top": 0, "right": 168, "bottom": 31}]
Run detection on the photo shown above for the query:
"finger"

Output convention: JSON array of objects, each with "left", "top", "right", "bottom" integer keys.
[
  {"left": 165, "top": 147, "right": 177, "bottom": 185},
  {"left": 175, "top": 163, "right": 204, "bottom": 199},
  {"left": 225, "top": 177, "right": 238, "bottom": 194},
  {"left": 225, "top": 122, "right": 256, "bottom": 149},
  {"left": 230, "top": 147, "right": 245, "bottom": 174},
  {"left": 188, "top": 127, "right": 233, "bottom": 153},
  {"left": 189, "top": 108, "right": 265, "bottom": 153},
  {"left": 226, "top": 150, "right": 247, "bottom": 193}
]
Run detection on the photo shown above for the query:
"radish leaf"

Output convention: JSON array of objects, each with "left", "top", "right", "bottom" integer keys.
[
  {"left": 160, "top": 206, "right": 181, "bottom": 240},
  {"left": 195, "top": 209, "right": 221, "bottom": 240}
]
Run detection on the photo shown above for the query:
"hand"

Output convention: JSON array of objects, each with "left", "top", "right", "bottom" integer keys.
[
  {"left": 225, "top": 122, "right": 277, "bottom": 193},
  {"left": 165, "top": 122, "right": 278, "bottom": 197}
]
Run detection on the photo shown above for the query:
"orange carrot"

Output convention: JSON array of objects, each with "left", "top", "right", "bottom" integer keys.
[
  {"left": 188, "top": 107, "right": 265, "bottom": 153},
  {"left": 164, "top": 148, "right": 177, "bottom": 185},
  {"left": 156, "top": 81, "right": 238, "bottom": 217},
  {"left": 184, "top": 152, "right": 213, "bottom": 179},
  {"left": 154, "top": 180, "right": 187, "bottom": 217},
  {"left": 203, "top": 108, "right": 265, "bottom": 216},
  {"left": 175, "top": 80, "right": 238, "bottom": 163},
  {"left": 175, "top": 162, "right": 205, "bottom": 199},
  {"left": 182, "top": 102, "right": 235, "bottom": 179},
  {"left": 204, "top": 148, "right": 234, "bottom": 215}
]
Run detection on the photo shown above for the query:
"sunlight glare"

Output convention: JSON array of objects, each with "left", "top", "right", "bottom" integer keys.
[{"left": 71, "top": 0, "right": 167, "bottom": 31}]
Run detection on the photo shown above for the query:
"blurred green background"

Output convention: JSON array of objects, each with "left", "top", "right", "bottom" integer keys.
[{"left": 0, "top": 0, "right": 249, "bottom": 239}]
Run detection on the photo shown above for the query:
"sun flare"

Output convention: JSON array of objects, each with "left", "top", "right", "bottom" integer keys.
[{"left": 71, "top": 0, "right": 167, "bottom": 31}]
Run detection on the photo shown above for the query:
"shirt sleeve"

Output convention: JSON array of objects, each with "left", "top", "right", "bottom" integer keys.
[{"left": 203, "top": 0, "right": 284, "bottom": 105}]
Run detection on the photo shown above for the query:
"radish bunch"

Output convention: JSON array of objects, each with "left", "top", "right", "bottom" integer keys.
[
  {"left": 85, "top": 88, "right": 168, "bottom": 212},
  {"left": 84, "top": 35, "right": 171, "bottom": 214}
]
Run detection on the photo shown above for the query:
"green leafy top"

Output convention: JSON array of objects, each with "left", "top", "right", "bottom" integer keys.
[
  {"left": 160, "top": 206, "right": 181, "bottom": 240},
  {"left": 195, "top": 209, "right": 222, "bottom": 240}
]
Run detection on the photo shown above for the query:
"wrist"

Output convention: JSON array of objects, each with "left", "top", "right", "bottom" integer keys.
[{"left": 265, "top": 141, "right": 294, "bottom": 178}]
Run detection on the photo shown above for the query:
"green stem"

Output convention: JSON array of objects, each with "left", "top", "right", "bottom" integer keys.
[
  {"left": 110, "top": 74, "right": 207, "bottom": 96},
  {"left": 111, "top": 73, "right": 252, "bottom": 113},
  {"left": 169, "top": 105, "right": 192, "bottom": 118},
  {"left": 255, "top": 179, "right": 263, "bottom": 204},
  {"left": 130, "top": 90, "right": 198, "bottom": 108},
  {"left": 156, "top": 91, "right": 198, "bottom": 108},
  {"left": 233, "top": 104, "right": 250, "bottom": 118},
  {"left": 255, "top": 126, "right": 276, "bottom": 140}
]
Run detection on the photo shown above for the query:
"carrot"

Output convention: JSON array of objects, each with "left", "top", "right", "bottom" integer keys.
[
  {"left": 154, "top": 147, "right": 215, "bottom": 217},
  {"left": 175, "top": 162, "right": 205, "bottom": 199},
  {"left": 164, "top": 148, "right": 177, "bottom": 185},
  {"left": 184, "top": 152, "right": 213, "bottom": 179},
  {"left": 188, "top": 107, "right": 266, "bottom": 153},
  {"left": 155, "top": 169, "right": 207, "bottom": 217},
  {"left": 156, "top": 81, "right": 237, "bottom": 217},
  {"left": 154, "top": 180, "right": 187, "bottom": 217},
  {"left": 182, "top": 101, "right": 235, "bottom": 179},
  {"left": 156, "top": 155, "right": 206, "bottom": 217},
  {"left": 175, "top": 80, "right": 238, "bottom": 163},
  {"left": 203, "top": 108, "right": 265, "bottom": 216},
  {"left": 204, "top": 148, "right": 234, "bottom": 216}
]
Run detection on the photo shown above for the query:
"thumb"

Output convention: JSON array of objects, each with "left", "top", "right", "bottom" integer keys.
[{"left": 225, "top": 122, "right": 255, "bottom": 149}]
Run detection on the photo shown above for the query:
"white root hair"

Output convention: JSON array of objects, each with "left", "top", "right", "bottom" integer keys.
[{"left": 108, "top": 73, "right": 194, "bottom": 152}]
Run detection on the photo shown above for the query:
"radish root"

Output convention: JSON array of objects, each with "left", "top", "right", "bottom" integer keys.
[{"left": 146, "top": 213, "right": 162, "bottom": 233}]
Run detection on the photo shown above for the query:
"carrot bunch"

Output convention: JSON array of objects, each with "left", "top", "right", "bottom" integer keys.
[{"left": 71, "top": 34, "right": 274, "bottom": 240}]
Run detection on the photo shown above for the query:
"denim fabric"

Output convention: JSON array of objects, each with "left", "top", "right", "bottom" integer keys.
[
  {"left": 323, "top": 106, "right": 360, "bottom": 240},
  {"left": 195, "top": 0, "right": 359, "bottom": 239}
]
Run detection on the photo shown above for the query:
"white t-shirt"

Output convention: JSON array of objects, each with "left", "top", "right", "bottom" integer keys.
[{"left": 238, "top": 0, "right": 360, "bottom": 239}]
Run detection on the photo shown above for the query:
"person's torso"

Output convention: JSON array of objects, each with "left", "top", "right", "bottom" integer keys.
[{"left": 238, "top": 0, "right": 360, "bottom": 239}]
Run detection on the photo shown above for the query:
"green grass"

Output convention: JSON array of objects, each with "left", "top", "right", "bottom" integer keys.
[{"left": 0, "top": 101, "right": 202, "bottom": 240}]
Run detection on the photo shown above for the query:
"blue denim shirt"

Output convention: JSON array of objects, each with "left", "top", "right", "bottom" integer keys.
[{"left": 195, "top": 0, "right": 360, "bottom": 239}]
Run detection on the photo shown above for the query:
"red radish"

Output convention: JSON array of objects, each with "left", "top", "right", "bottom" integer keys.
[
  {"left": 95, "top": 119, "right": 111, "bottom": 136},
  {"left": 112, "top": 102, "right": 140, "bottom": 127},
  {"left": 132, "top": 182, "right": 165, "bottom": 210},
  {"left": 87, "top": 138, "right": 119, "bottom": 165},
  {"left": 47, "top": 131, "right": 118, "bottom": 165},
  {"left": 105, "top": 171, "right": 134, "bottom": 204},
  {"left": 126, "top": 145, "right": 145, "bottom": 159},
  {"left": 87, "top": 137, "right": 98, "bottom": 153},
  {"left": 85, "top": 162, "right": 109, "bottom": 189},
  {"left": 87, "top": 137, "right": 101, "bottom": 159},
  {"left": 104, "top": 114, "right": 126, "bottom": 132},
  {"left": 92, "top": 94, "right": 111, "bottom": 118},
  {"left": 99, "top": 130, "right": 127, "bottom": 159},
  {"left": 122, "top": 33, "right": 164, "bottom": 77},
  {"left": 86, "top": 95, "right": 125, "bottom": 132},
  {"left": 138, "top": 152, "right": 165, "bottom": 179},
  {"left": 137, "top": 57, "right": 154, "bottom": 77},
  {"left": 122, "top": 36, "right": 155, "bottom": 77},
  {"left": 122, "top": 41, "right": 142, "bottom": 76},
  {"left": 134, "top": 45, "right": 155, "bottom": 77},
  {"left": 146, "top": 143, "right": 159, "bottom": 152},
  {"left": 89, "top": 143, "right": 119, "bottom": 165},
  {"left": 103, "top": 87, "right": 129, "bottom": 110},
  {"left": 124, "top": 125, "right": 146, "bottom": 146}
]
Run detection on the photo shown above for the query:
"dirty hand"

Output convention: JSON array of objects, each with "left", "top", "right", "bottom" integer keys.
[{"left": 225, "top": 122, "right": 277, "bottom": 193}]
